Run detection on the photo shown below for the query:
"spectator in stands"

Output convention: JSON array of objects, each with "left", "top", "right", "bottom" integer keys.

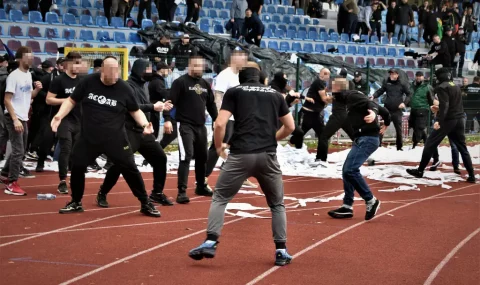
[
  {"left": 112, "top": 0, "right": 128, "bottom": 24},
  {"left": 158, "top": 0, "right": 178, "bottom": 22},
  {"left": 418, "top": 1, "right": 429, "bottom": 45},
  {"left": 408, "top": 71, "right": 434, "bottom": 149},
  {"left": 343, "top": 0, "right": 360, "bottom": 35},
  {"left": 104, "top": 0, "right": 113, "bottom": 24},
  {"left": 185, "top": 0, "right": 202, "bottom": 24},
  {"left": 229, "top": 0, "right": 248, "bottom": 39},
  {"left": 369, "top": 1, "right": 386, "bottom": 40},
  {"left": 394, "top": 0, "right": 414, "bottom": 45},
  {"left": 137, "top": 0, "right": 153, "bottom": 27},
  {"left": 247, "top": 0, "right": 264, "bottom": 14},
  {"left": 443, "top": 8, "right": 461, "bottom": 34},
  {"left": 372, "top": 68, "right": 411, "bottom": 151},
  {"left": 424, "top": 5, "right": 438, "bottom": 45},
  {"left": 427, "top": 34, "right": 451, "bottom": 67},
  {"left": 148, "top": 62, "right": 171, "bottom": 141},
  {"left": 241, "top": 8, "right": 265, "bottom": 47},
  {"left": 337, "top": 0, "right": 350, "bottom": 34},
  {"left": 461, "top": 7, "right": 477, "bottom": 44},
  {"left": 443, "top": 27, "right": 458, "bottom": 75},
  {"left": 1, "top": 46, "right": 42, "bottom": 195},
  {"left": 308, "top": 0, "right": 324, "bottom": 18},
  {"left": 386, "top": 1, "right": 397, "bottom": 42},
  {"left": 144, "top": 34, "right": 173, "bottom": 65},
  {"left": 170, "top": 34, "right": 198, "bottom": 83},
  {"left": 356, "top": 5, "right": 369, "bottom": 35},
  {"left": 352, "top": 71, "right": 369, "bottom": 94},
  {"left": 455, "top": 27, "right": 467, "bottom": 77}
]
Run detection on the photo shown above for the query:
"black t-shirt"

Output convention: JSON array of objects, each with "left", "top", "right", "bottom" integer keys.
[
  {"left": 302, "top": 78, "right": 326, "bottom": 112},
  {"left": 371, "top": 6, "right": 384, "bottom": 22},
  {"left": 332, "top": 81, "right": 357, "bottom": 112},
  {"left": 70, "top": 73, "right": 139, "bottom": 144},
  {"left": 221, "top": 83, "right": 289, "bottom": 154},
  {"left": 49, "top": 73, "right": 82, "bottom": 125},
  {"left": 247, "top": 0, "right": 264, "bottom": 13}
]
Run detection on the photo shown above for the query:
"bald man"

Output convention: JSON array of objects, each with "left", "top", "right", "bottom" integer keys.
[
  {"left": 289, "top": 68, "right": 330, "bottom": 163},
  {"left": 51, "top": 56, "right": 161, "bottom": 217}
]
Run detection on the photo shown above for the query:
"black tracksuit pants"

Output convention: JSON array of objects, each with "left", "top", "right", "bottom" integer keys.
[
  {"left": 151, "top": 111, "right": 161, "bottom": 140},
  {"left": 289, "top": 109, "right": 325, "bottom": 160},
  {"left": 137, "top": 0, "right": 152, "bottom": 26},
  {"left": 36, "top": 115, "right": 55, "bottom": 168},
  {"left": 380, "top": 109, "right": 403, "bottom": 150},
  {"left": 100, "top": 129, "right": 167, "bottom": 195},
  {"left": 57, "top": 120, "right": 80, "bottom": 181},
  {"left": 70, "top": 134, "right": 149, "bottom": 204},
  {"left": 409, "top": 108, "right": 429, "bottom": 147},
  {"left": 160, "top": 119, "right": 178, "bottom": 148},
  {"left": 417, "top": 118, "right": 474, "bottom": 177},
  {"left": 205, "top": 120, "right": 234, "bottom": 177},
  {"left": 317, "top": 111, "right": 354, "bottom": 162},
  {"left": 184, "top": 3, "right": 199, "bottom": 23},
  {"left": 177, "top": 122, "right": 208, "bottom": 193}
]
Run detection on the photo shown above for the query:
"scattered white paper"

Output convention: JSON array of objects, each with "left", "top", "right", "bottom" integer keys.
[
  {"left": 378, "top": 185, "right": 419, "bottom": 192},
  {"left": 225, "top": 203, "right": 267, "bottom": 211},
  {"left": 225, "top": 210, "right": 270, "bottom": 219}
]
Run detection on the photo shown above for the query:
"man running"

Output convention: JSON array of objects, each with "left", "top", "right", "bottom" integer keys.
[
  {"left": 167, "top": 55, "right": 218, "bottom": 204},
  {"left": 52, "top": 56, "right": 161, "bottom": 217},
  {"left": 96, "top": 59, "right": 174, "bottom": 208},
  {"left": 45, "top": 51, "right": 83, "bottom": 194},
  {"left": 188, "top": 63, "right": 295, "bottom": 266},
  {"left": 1, "top": 47, "right": 42, "bottom": 195}
]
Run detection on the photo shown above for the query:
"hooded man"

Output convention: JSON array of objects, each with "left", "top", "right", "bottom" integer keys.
[
  {"left": 188, "top": 64, "right": 295, "bottom": 267},
  {"left": 407, "top": 68, "right": 475, "bottom": 183},
  {"left": 96, "top": 59, "right": 174, "bottom": 208},
  {"left": 148, "top": 61, "right": 172, "bottom": 142}
]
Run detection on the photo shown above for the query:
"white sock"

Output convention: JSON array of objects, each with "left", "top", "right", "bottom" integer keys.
[
  {"left": 342, "top": 204, "right": 353, "bottom": 210},
  {"left": 276, "top": 248, "right": 286, "bottom": 253},
  {"left": 367, "top": 197, "right": 376, "bottom": 205},
  {"left": 204, "top": 240, "right": 216, "bottom": 245}
]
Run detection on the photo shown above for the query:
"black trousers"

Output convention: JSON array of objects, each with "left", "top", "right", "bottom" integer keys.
[
  {"left": 177, "top": 122, "right": 208, "bottom": 193},
  {"left": 160, "top": 118, "right": 177, "bottom": 148},
  {"left": 184, "top": 3, "right": 199, "bottom": 23},
  {"left": 369, "top": 21, "right": 381, "bottom": 39},
  {"left": 380, "top": 109, "right": 403, "bottom": 150},
  {"left": 57, "top": 121, "right": 80, "bottom": 180},
  {"left": 418, "top": 118, "right": 474, "bottom": 176},
  {"left": 289, "top": 109, "right": 325, "bottom": 160},
  {"left": 205, "top": 120, "right": 234, "bottom": 177},
  {"left": 138, "top": 0, "right": 152, "bottom": 26},
  {"left": 457, "top": 52, "right": 465, "bottom": 77},
  {"left": 28, "top": 0, "right": 39, "bottom": 11},
  {"left": 246, "top": 32, "right": 262, "bottom": 47},
  {"left": 104, "top": 0, "right": 112, "bottom": 23},
  {"left": 101, "top": 129, "right": 167, "bottom": 195},
  {"left": 151, "top": 112, "right": 160, "bottom": 140},
  {"left": 27, "top": 111, "right": 43, "bottom": 152},
  {"left": 70, "top": 134, "right": 148, "bottom": 203},
  {"left": 39, "top": 0, "right": 51, "bottom": 21},
  {"left": 317, "top": 111, "right": 354, "bottom": 162},
  {"left": 409, "top": 108, "right": 429, "bottom": 147},
  {"left": 36, "top": 115, "right": 55, "bottom": 167}
]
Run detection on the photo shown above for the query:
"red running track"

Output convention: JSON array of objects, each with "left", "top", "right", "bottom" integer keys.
[{"left": 0, "top": 166, "right": 478, "bottom": 285}]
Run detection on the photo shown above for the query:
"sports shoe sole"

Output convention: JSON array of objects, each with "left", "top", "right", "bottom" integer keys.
[
  {"left": 59, "top": 208, "right": 84, "bottom": 214},
  {"left": 366, "top": 200, "right": 381, "bottom": 221},
  {"left": 4, "top": 189, "right": 26, "bottom": 196},
  {"left": 328, "top": 211, "right": 353, "bottom": 219},
  {"left": 188, "top": 248, "right": 216, "bottom": 260},
  {"left": 275, "top": 258, "right": 292, "bottom": 266},
  {"left": 140, "top": 208, "right": 161, "bottom": 217}
]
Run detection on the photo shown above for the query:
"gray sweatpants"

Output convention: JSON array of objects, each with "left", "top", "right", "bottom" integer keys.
[
  {"left": 206, "top": 152, "right": 287, "bottom": 243},
  {"left": 1, "top": 115, "right": 28, "bottom": 181}
]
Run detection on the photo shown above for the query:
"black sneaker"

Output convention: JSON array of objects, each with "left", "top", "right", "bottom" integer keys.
[
  {"left": 59, "top": 201, "right": 84, "bottom": 214},
  {"left": 365, "top": 199, "right": 381, "bottom": 220},
  {"left": 176, "top": 192, "right": 190, "bottom": 204},
  {"left": 328, "top": 207, "right": 354, "bottom": 219},
  {"left": 142, "top": 160, "right": 149, "bottom": 166},
  {"left": 195, "top": 184, "right": 213, "bottom": 197},
  {"left": 407, "top": 168, "right": 424, "bottom": 178},
  {"left": 140, "top": 202, "right": 161, "bottom": 217},
  {"left": 96, "top": 192, "right": 109, "bottom": 208},
  {"left": 57, "top": 181, "right": 68, "bottom": 194},
  {"left": 20, "top": 167, "right": 35, "bottom": 178},
  {"left": 466, "top": 176, "right": 476, "bottom": 183},
  {"left": 454, "top": 168, "right": 461, "bottom": 175},
  {"left": 149, "top": 192, "right": 174, "bottom": 206},
  {"left": 429, "top": 160, "right": 441, "bottom": 171}
]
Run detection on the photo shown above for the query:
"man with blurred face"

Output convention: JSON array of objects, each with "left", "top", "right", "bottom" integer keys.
[
  {"left": 164, "top": 56, "right": 218, "bottom": 204},
  {"left": 149, "top": 61, "right": 173, "bottom": 143},
  {"left": 97, "top": 59, "right": 174, "bottom": 209},
  {"left": 1, "top": 46, "right": 42, "bottom": 195},
  {"left": 408, "top": 71, "right": 434, "bottom": 149},
  {"left": 52, "top": 56, "right": 159, "bottom": 215},
  {"left": 45, "top": 52, "right": 84, "bottom": 194}
]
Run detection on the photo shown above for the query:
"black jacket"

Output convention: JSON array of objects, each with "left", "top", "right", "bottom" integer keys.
[
  {"left": 429, "top": 41, "right": 451, "bottom": 66},
  {"left": 148, "top": 73, "right": 170, "bottom": 119},
  {"left": 334, "top": 90, "right": 391, "bottom": 138},
  {"left": 373, "top": 78, "right": 411, "bottom": 111},
  {"left": 443, "top": 34, "right": 457, "bottom": 55},
  {"left": 395, "top": 2, "right": 413, "bottom": 25},
  {"left": 435, "top": 80, "right": 465, "bottom": 126},
  {"left": 455, "top": 34, "right": 467, "bottom": 53},
  {"left": 352, "top": 78, "right": 369, "bottom": 95},
  {"left": 242, "top": 13, "right": 264, "bottom": 36},
  {"left": 170, "top": 43, "right": 197, "bottom": 70},
  {"left": 125, "top": 59, "right": 155, "bottom": 133}
]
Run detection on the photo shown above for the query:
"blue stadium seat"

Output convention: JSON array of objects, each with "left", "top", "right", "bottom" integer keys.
[
  {"left": 212, "top": 19, "right": 222, "bottom": 26},
  {"left": 129, "top": 32, "right": 142, "bottom": 43},
  {"left": 67, "top": 8, "right": 80, "bottom": 17},
  {"left": 10, "top": 9, "right": 27, "bottom": 22},
  {"left": 208, "top": 10, "right": 218, "bottom": 18},
  {"left": 292, "top": 42, "right": 302, "bottom": 52},
  {"left": 378, "top": 47, "right": 387, "bottom": 56},
  {"left": 287, "top": 6, "right": 295, "bottom": 14},
  {"left": 387, "top": 47, "right": 396, "bottom": 57},
  {"left": 303, "top": 43, "right": 313, "bottom": 53},
  {"left": 67, "top": 0, "right": 78, "bottom": 7},
  {"left": 113, "top": 31, "right": 129, "bottom": 43},
  {"left": 279, "top": 41, "right": 290, "bottom": 52},
  {"left": 142, "top": 19, "right": 154, "bottom": 29},
  {"left": 111, "top": 17, "right": 126, "bottom": 28},
  {"left": 262, "top": 14, "right": 271, "bottom": 22},
  {"left": 200, "top": 23, "right": 209, "bottom": 32},
  {"left": 295, "top": 30, "right": 307, "bottom": 40},
  {"left": 80, "top": 15, "right": 95, "bottom": 26},
  {"left": 288, "top": 25, "right": 297, "bottom": 32},
  {"left": 214, "top": 24, "right": 223, "bottom": 33},
  {"left": 63, "top": 28, "right": 76, "bottom": 40},
  {"left": 272, "top": 14, "right": 281, "bottom": 23},
  {"left": 361, "top": 35, "right": 369, "bottom": 44},
  {"left": 95, "top": 0, "right": 103, "bottom": 9},
  {"left": 267, "top": 6, "right": 276, "bottom": 14},
  {"left": 296, "top": 8, "right": 304, "bottom": 15},
  {"left": 283, "top": 15, "right": 292, "bottom": 24},
  {"left": 308, "top": 31, "right": 317, "bottom": 41},
  {"left": 63, "top": 13, "right": 78, "bottom": 25},
  {"left": 398, "top": 48, "right": 405, "bottom": 57},
  {"left": 29, "top": 11, "right": 43, "bottom": 23},
  {"left": 278, "top": 24, "right": 287, "bottom": 32},
  {"left": 96, "top": 16, "right": 109, "bottom": 28},
  {"left": 45, "top": 27, "right": 60, "bottom": 39},
  {"left": 369, "top": 35, "right": 379, "bottom": 44},
  {"left": 268, "top": 41, "right": 279, "bottom": 50},
  {"left": 314, "top": 43, "right": 325, "bottom": 53},
  {"left": 340, "top": 33, "right": 349, "bottom": 42},
  {"left": 260, "top": 41, "right": 266, "bottom": 48},
  {"left": 329, "top": 33, "right": 339, "bottom": 42},
  {"left": 79, "top": 29, "right": 94, "bottom": 41},
  {"left": 0, "top": 9, "right": 7, "bottom": 21},
  {"left": 312, "top": 18, "right": 320, "bottom": 25},
  {"left": 319, "top": 32, "right": 329, "bottom": 41},
  {"left": 357, "top": 46, "right": 367, "bottom": 55},
  {"left": 200, "top": 18, "right": 210, "bottom": 26},
  {"left": 204, "top": 0, "right": 214, "bottom": 8},
  {"left": 286, "top": 29, "right": 296, "bottom": 39},
  {"left": 381, "top": 36, "right": 389, "bottom": 45},
  {"left": 214, "top": 1, "right": 224, "bottom": 9},
  {"left": 274, "top": 29, "right": 285, "bottom": 38},
  {"left": 264, "top": 29, "right": 274, "bottom": 38},
  {"left": 46, "top": 12, "right": 60, "bottom": 24},
  {"left": 326, "top": 44, "right": 335, "bottom": 51},
  {"left": 303, "top": 17, "right": 311, "bottom": 25},
  {"left": 277, "top": 6, "right": 286, "bottom": 14},
  {"left": 391, "top": 37, "right": 399, "bottom": 45},
  {"left": 367, "top": 47, "right": 377, "bottom": 56},
  {"left": 225, "top": 2, "right": 232, "bottom": 9},
  {"left": 97, "top": 30, "right": 112, "bottom": 41},
  {"left": 298, "top": 26, "right": 307, "bottom": 32},
  {"left": 219, "top": 10, "right": 228, "bottom": 19},
  {"left": 292, "top": 16, "right": 302, "bottom": 25},
  {"left": 347, "top": 45, "right": 357, "bottom": 55},
  {"left": 337, "top": 45, "right": 346, "bottom": 54}
]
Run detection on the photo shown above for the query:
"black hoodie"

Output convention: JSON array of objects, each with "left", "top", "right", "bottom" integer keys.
[
  {"left": 434, "top": 68, "right": 464, "bottom": 126},
  {"left": 125, "top": 59, "right": 155, "bottom": 133},
  {"left": 270, "top": 72, "right": 297, "bottom": 106},
  {"left": 148, "top": 72, "right": 170, "bottom": 120},
  {"left": 373, "top": 77, "right": 411, "bottom": 111}
]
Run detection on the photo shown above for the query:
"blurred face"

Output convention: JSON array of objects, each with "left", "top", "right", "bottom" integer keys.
[
  {"left": 416, "top": 75, "right": 424, "bottom": 83},
  {"left": 0, "top": 60, "right": 7, "bottom": 68},
  {"left": 468, "top": 8, "right": 473, "bottom": 15},
  {"left": 160, "top": 37, "right": 170, "bottom": 45},
  {"left": 66, "top": 58, "right": 83, "bottom": 75},
  {"left": 231, "top": 53, "right": 248, "bottom": 68},
  {"left": 354, "top": 75, "right": 361, "bottom": 81},
  {"left": 57, "top": 62, "right": 65, "bottom": 73},
  {"left": 332, "top": 78, "right": 347, "bottom": 92},
  {"left": 463, "top": 77, "right": 469, "bottom": 86},
  {"left": 402, "top": 0, "right": 407, "bottom": 4},
  {"left": 159, "top": 68, "right": 171, "bottom": 77},
  {"left": 391, "top": 1, "right": 396, "bottom": 7},
  {"left": 101, "top": 58, "right": 120, "bottom": 85},
  {"left": 389, "top": 72, "right": 399, "bottom": 81},
  {"left": 45, "top": 66, "right": 54, "bottom": 73},
  {"left": 319, "top": 69, "right": 330, "bottom": 81},
  {"left": 20, "top": 53, "right": 33, "bottom": 69},
  {"left": 182, "top": 37, "right": 190, "bottom": 45},
  {"left": 446, "top": 30, "right": 452, "bottom": 36},
  {"left": 433, "top": 36, "right": 440, "bottom": 43},
  {"left": 424, "top": 1, "right": 429, "bottom": 6},
  {"left": 188, "top": 57, "right": 205, "bottom": 78},
  {"left": 246, "top": 9, "right": 252, "bottom": 17},
  {"left": 372, "top": 3, "right": 378, "bottom": 10}
]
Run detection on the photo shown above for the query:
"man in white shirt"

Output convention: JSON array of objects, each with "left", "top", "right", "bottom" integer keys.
[
  {"left": 0, "top": 46, "right": 42, "bottom": 196},
  {"left": 205, "top": 50, "right": 258, "bottom": 189}
]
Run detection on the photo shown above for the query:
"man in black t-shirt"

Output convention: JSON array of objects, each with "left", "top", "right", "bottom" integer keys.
[
  {"left": 46, "top": 52, "right": 83, "bottom": 195},
  {"left": 166, "top": 56, "right": 218, "bottom": 204},
  {"left": 188, "top": 65, "right": 296, "bottom": 266},
  {"left": 289, "top": 68, "right": 330, "bottom": 164},
  {"left": 51, "top": 57, "right": 161, "bottom": 217}
]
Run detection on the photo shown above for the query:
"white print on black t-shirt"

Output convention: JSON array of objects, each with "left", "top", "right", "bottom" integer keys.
[
  {"left": 235, "top": 86, "right": 278, "bottom": 93},
  {"left": 156, "top": 47, "right": 170, "bottom": 54},
  {"left": 189, "top": 84, "right": 208, "bottom": 94},
  {"left": 435, "top": 45, "right": 441, "bottom": 51},
  {"left": 87, "top": 93, "right": 117, "bottom": 106},
  {"left": 65, "top": 87, "right": 75, "bottom": 94}
]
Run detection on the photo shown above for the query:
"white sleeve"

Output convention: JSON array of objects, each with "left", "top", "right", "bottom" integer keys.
[
  {"left": 214, "top": 73, "right": 229, "bottom": 93},
  {"left": 5, "top": 73, "right": 17, "bottom": 94}
]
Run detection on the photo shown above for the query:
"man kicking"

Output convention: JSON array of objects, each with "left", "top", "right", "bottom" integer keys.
[
  {"left": 406, "top": 68, "right": 476, "bottom": 183},
  {"left": 51, "top": 56, "right": 161, "bottom": 217},
  {"left": 96, "top": 59, "right": 174, "bottom": 208},
  {"left": 167, "top": 55, "right": 218, "bottom": 204},
  {"left": 188, "top": 63, "right": 296, "bottom": 266},
  {"left": 327, "top": 78, "right": 389, "bottom": 220}
]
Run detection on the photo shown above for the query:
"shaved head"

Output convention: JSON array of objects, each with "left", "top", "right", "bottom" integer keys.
[
  {"left": 101, "top": 57, "right": 119, "bottom": 85},
  {"left": 245, "top": 61, "right": 260, "bottom": 70},
  {"left": 319, "top": 68, "right": 331, "bottom": 81}
]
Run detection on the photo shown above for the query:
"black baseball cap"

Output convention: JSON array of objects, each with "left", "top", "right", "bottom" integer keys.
[
  {"left": 388, "top": 68, "right": 399, "bottom": 74},
  {"left": 41, "top": 60, "right": 54, "bottom": 69},
  {"left": 156, "top": 61, "right": 170, "bottom": 70},
  {"left": 415, "top": 71, "right": 424, "bottom": 77},
  {"left": 93, "top": 58, "right": 103, "bottom": 68},
  {"left": 354, "top": 71, "right": 361, "bottom": 77},
  {"left": 56, "top": 57, "right": 65, "bottom": 65}
]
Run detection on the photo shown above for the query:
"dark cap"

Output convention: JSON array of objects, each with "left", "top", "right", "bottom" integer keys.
[
  {"left": 354, "top": 71, "right": 361, "bottom": 77},
  {"left": 182, "top": 33, "right": 190, "bottom": 39},
  {"left": 445, "top": 26, "right": 452, "bottom": 32},
  {"left": 339, "top": 68, "right": 348, "bottom": 78},
  {"left": 156, "top": 61, "right": 170, "bottom": 70},
  {"left": 0, "top": 55, "right": 6, "bottom": 63},
  {"left": 415, "top": 71, "right": 424, "bottom": 77},
  {"left": 56, "top": 57, "right": 65, "bottom": 65},
  {"left": 41, "top": 60, "right": 54, "bottom": 69},
  {"left": 388, "top": 68, "right": 399, "bottom": 74},
  {"left": 93, "top": 58, "right": 103, "bottom": 68}
]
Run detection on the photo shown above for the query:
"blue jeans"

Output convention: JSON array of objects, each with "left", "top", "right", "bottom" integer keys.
[
  {"left": 394, "top": 24, "right": 408, "bottom": 43},
  {"left": 342, "top": 136, "right": 379, "bottom": 206}
]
